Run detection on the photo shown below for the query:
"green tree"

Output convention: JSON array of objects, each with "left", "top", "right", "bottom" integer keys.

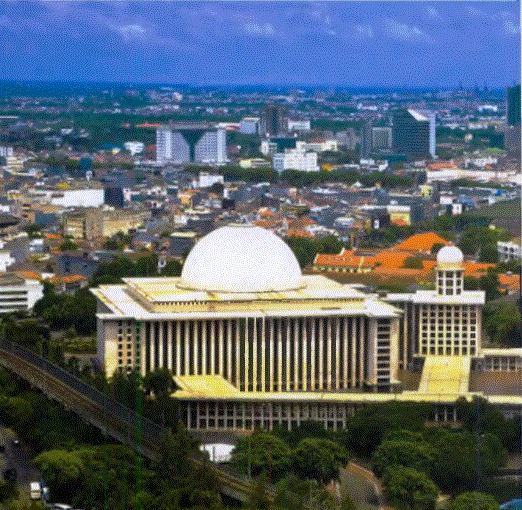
[
  {"left": 59, "top": 239, "right": 78, "bottom": 251},
  {"left": 160, "top": 259, "right": 183, "bottom": 277},
  {"left": 478, "top": 269, "right": 501, "bottom": 301},
  {"left": 372, "top": 439, "right": 435, "bottom": 478},
  {"left": 274, "top": 473, "right": 312, "bottom": 510},
  {"left": 448, "top": 492, "right": 500, "bottom": 510},
  {"left": 292, "top": 438, "right": 349, "bottom": 483},
  {"left": 231, "top": 432, "right": 291, "bottom": 481},
  {"left": 143, "top": 368, "right": 174, "bottom": 396},
  {"left": 32, "top": 449, "right": 84, "bottom": 499},
  {"left": 483, "top": 302, "right": 521, "bottom": 347},
  {"left": 429, "top": 429, "right": 504, "bottom": 494},
  {"left": 248, "top": 472, "right": 271, "bottom": 510},
  {"left": 382, "top": 465, "right": 438, "bottom": 510},
  {"left": 479, "top": 244, "right": 499, "bottom": 263}
]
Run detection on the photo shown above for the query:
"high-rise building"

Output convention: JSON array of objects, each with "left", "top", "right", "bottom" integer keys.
[
  {"left": 505, "top": 85, "right": 521, "bottom": 156},
  {"left": 507, "top": 85, "right": 521, "bottom": 127},
  {"left": 392, "top": 109, "right": 436, "bottom": 160},
  {"left": 371, "top": 127, "right": 393, "bottom": 150},
  {"left": 359, "top": 119, "right": 373, "bottom": 158},
  {"left": 261, "top": 104, "right": 286, "bottom": 136},
  {"left": 156, "top": 122, "right": 227, "bottom": 165}
]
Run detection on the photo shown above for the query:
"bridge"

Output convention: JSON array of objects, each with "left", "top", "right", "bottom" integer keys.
[{"left": 0, "top": 340, "right": 270, "bottom": 504}]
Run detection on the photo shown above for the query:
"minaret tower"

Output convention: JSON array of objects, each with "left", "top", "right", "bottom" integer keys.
[{"left": 435, "top": 246, "right": 464, "bottom": 296}]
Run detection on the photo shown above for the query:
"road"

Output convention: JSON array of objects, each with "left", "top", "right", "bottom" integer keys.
[{"left": 0, "top": 426, "right": 42, "bottom": 505}]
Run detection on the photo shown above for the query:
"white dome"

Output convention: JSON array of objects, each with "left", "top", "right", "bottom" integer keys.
[
  {"left": 437, "top": 246, "right": 463, "bottom": 268},
  {"left": 179, "top": 224, "right": 304, "bottom": 293}
]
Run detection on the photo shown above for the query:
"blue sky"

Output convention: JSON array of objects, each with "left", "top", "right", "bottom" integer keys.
[{"left": 0, "top": 1, "right": 519, "bottom": 87}]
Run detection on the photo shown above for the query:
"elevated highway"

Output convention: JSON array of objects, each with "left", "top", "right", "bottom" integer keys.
[{"left": 0, "top": 340, "right": 270, "bottom": 504}]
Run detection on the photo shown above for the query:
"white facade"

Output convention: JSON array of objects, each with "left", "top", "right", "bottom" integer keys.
[
  {"left": 272, "top": 149, "right": 319, "bottom": 173},
  {"left": 0, "top": 252, "right": 15, "bottom": 272},
  {"left": 156, "top": 124, "right": 227, "bottom": 165},
  {"left": 287, "top": 119, "right": 311, "bottom": 132},
  {"left": 497, "top": 239, "right": 521, "bottom": 262},
  {"left": 0, "top": 275, "right": 44, "bottom": 313},
  {"left": 239, "top": 117, "right": 260, "bottom": 135},
  {"left": 52, "top": 188, "right": 105, "bottom": 208},
  {"left": 198, "top": 172, "right": 225, "bottom": 189},
  {"left": 0, "top": 147, "right": 13, "bottom": 158},
  {"left": 296, "top": 140, "right": 338, "bottom": 153},
  {"left": 123, "top": 141, "right": 145, "bottom": 156}
]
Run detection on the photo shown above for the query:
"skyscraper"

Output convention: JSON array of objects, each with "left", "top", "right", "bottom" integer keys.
[
  {"left": 507, "top": 85, "right": 521, "bottom": 127},
  {"left": 156, "top": 122, "right": 227, "bottom": 165},
  {"left": 392, "top": 109, "right": 436, "bottom": 160},
  {"left": 261, "top": 104, "right": 286, "bottom": 136},
  {"left": 505, "top": 85, "right": 521, "bottom": 156}
]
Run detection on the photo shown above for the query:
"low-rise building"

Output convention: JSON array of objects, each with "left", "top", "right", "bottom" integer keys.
[
  {"left": 272, "top": 149, "right": 319, "bottom": 173},
  {"left": 498, "top": 238, "right": 521, "bottom": 262},
  {"left": 63, "top": 208, "right": 151, "bottom": 240},
  {"left": 0, "top": 273, "right": 43, "bottom": 313}
]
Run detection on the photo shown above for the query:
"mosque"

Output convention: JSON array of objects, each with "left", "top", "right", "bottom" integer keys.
[{"left": 92, "top": 225, "right": 522, "bottom": 431}]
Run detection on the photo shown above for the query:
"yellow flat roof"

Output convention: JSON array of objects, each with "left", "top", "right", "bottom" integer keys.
[
  {"left": 418, "top": 356, "right": 471, "bottom": 395},
  {"left": 175, "top": 375, "right": 241, "bottom": 398},
  {"left": 173, "top": 375, "right": 502, "bottom": 405}
]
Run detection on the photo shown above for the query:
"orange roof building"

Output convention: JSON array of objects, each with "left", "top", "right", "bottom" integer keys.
[
  {"left": 314, "top": 249, "right": 374, "bottom": 273},
  {"left": 394, "top": 232, "right": 449, "bottom": 253}
]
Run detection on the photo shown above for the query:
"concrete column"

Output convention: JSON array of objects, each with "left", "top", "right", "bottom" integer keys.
[
  {"left": 261, "top": 317, "right": 266, "bottom": 392},
  {"left": 235, "top": 320, "right": 241, "bottom": 389},
  {"left": 302, "top": 318, "right": 308, "bottom": 391},
  {"left": 327, "top": 317, "right": 332, "bottom": 390},
  {"left": 175, "top": 321, "right": 181, "bottom": 375},
  {"left": 227, "top": 319, "right": 232, "bottom": 382},
  {"left": 167, "top": 321, "right": 173, "bottom": 371},
  {"left": 193, "top": 321, "right": 199, "bottom": 375},
  {"left": 253, "top": 317, "right": 258, "bottom": 391},
  {"left": 149, "top": 322, "right": 155, "bottom": 373},
  {"left": 359, "top": 318, "right": 364, "bottom": 388},
  {"left": 140, "top": 322, "right": 147, "bottom": 378},
  {"left": 158, "top": 322, "right": 164, "bottom": 370},
  {"left": 319, "top": 317, "right": 324, "bottom": 390},
  {"left": 343, "top": 317, "right": 349, "bottom": 389},
  {"left": 335, "top": 317, "right": 340, "bottom": 391},
  {"left": 218, "top": 319, "right": 222, "bottom": 377},
  {"left": 277, "top": 319, "right": 282, "bottom": 392},
  {"left": 210, "top": 320, "right": 215, "bottom": 375},
  {"left": 351, "top": 317, "right": 357, "bottom": 388},
  {"left": 286, "top": 318, "right": 291, "bottom": 391},
  {"left": 294, "top": 318, "right": 299, "bottom": 392},
  {"left": 201, "top": 320, "right": 207, "bottom": 375},
  {"left": 185, "top": 320, "right": 190, "bottom": 375},
  {"left": 310, "top": 318, "right": 316, "bottom": 390},
  {"left": 244, "top": 318, "right": 249, "bottom": 391}
]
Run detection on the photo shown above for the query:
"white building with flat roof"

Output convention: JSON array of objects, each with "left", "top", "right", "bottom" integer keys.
[
  {"left": 272, "top": 149, "right": 319, "bottom": 173},
  {"left": 156, "top": 122, "right": 227, "bottom": 165}
]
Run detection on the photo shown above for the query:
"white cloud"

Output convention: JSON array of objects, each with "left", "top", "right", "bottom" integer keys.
[
  {"left": 115, "top": 24, "right": 146, "bottom": 42},
  {"left": 354, "top": 24, "right": 373, "bottom": 39},
  {"left": 465, "top": 6, "right": 485, "bottom": 18},
  {"left": 503, "top": 20, "right": 520, "bottom": 35},
  {"left": 244, "top": 22, "right": 275, "bottom": 37},
  {"left": 384, "top": 18, "right": 435, "bottom": 43},
  {"left": 427, "top": 7, "right": 440, "bottom": 20}
]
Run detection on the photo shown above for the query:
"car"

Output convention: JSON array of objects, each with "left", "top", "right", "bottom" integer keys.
[{"left": 4, "top": 468, "right": 16, "bottom": 482}]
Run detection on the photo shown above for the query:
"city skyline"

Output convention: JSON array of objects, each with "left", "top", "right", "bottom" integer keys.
[{"left": 0, "top": 1, "right": 519, "bottom": 87}]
